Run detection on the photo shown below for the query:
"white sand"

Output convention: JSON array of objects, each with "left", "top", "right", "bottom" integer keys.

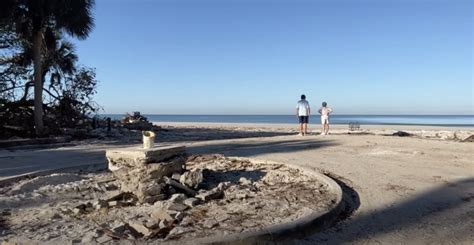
[{"left": 154, "top": 122, "right": 474, "bottom": 243}]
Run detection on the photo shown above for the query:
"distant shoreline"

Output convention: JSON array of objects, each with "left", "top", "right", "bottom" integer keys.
[
  {"left": 101, "top": 114, "right": 474, "bottom": 128},
  {"left": 152, "top": 122, "right": 474, "bottom": 131}
]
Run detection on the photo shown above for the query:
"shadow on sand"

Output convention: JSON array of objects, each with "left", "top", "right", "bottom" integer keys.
[
  {"left": 157, "top": 126, "right": 296, "bottom": 142},
  {"left": 188, "top": 139, "right": 338, "bottom": 157},
  {"left": 294, "top": 177, "right": 474, "bottom": 244}
]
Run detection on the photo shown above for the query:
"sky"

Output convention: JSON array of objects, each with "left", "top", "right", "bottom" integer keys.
[{"left": 73, "top": 0, "right": 473, "bottom": 115}]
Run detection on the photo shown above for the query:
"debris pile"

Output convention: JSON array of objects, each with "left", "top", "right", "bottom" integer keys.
[
  {"left": 121, "top": 112, "right": 154, "bottom": 130},
  {"left": 0, "top": 154, "right": 336, "bottom": 243}
]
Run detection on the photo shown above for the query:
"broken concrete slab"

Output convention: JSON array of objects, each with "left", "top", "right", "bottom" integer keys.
[
  {"left": 95, "top": 235, "right": 113, "bottom": 244},
  {"left": 106, "top": 145, "right": 185, "bottom": 170},
  {"left": 166, "top": 203, "right": 189, "bottom": 212},
  {"left": 129, "top": 221, "right": 153, "bottom": 237}
]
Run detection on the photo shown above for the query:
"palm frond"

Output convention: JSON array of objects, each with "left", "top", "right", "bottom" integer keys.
[{"left": 54, "top": 0, "right": 95, "bottom": 39}]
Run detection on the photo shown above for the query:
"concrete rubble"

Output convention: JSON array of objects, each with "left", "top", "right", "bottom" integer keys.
[
  {"left": 106, "top": 145, "right": 186, "bottom": 203},
  {"left": 0, "top": 153, "right": 335, "bottom": 243}
]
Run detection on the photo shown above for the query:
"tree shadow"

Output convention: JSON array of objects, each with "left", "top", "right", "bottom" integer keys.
[
  {"left": 157, "top": 126, "right": 295, "bottom": 142},
  {"left": 2, "top": 126, "right": 300, "bottom": 151},
  {"left": 0, "top": 147, "right": 107, "bottom": 179},
  {"left": 188, "top": 139, "right": 338, "bottom": 157},
  {"left": 301, "top": 177, "right": 474, "bottom": 244}
]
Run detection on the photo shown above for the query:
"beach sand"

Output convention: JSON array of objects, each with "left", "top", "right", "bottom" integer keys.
[
  {"left": 1, "top": 122, "right": 472, "bottom": 243},
  {"left": 153, "top": 122, "right": 474, "bottom": 244}
]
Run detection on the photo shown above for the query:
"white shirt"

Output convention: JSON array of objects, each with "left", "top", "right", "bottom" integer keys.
[
  {"left": 319, "top": 107, "right": 333, "bottom": 117},
  {"left": 296, "top": 100, "right": 310, "bottom": 116}
]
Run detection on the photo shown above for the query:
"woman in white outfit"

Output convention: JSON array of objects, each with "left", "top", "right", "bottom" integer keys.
[{"left": 318, "top": 102, "right": 332, "bottom": 135}]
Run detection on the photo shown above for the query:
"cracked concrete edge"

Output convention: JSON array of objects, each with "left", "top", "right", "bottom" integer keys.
[
  {"left": 0, "top": 162, "right": 107, "bottom": 187},
  {"left": 172, "top": 157, "right": 345, "bottom": 245}
]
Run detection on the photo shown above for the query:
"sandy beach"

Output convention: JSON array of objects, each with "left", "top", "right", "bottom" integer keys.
[
  {"left": 1, "top": 122, "right": 473, "bottom": 243},
  {"left": 153, "top": 122, "right": 474, "bottom": 243}
]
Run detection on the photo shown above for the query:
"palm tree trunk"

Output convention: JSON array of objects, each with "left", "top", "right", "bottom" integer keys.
[{"left": 33, "top": 30, "right": 44, "bottom": 136}]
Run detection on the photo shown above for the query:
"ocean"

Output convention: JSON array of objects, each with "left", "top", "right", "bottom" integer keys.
[{"left": 102, "top": 114, "right": 474, "bottom": 127}]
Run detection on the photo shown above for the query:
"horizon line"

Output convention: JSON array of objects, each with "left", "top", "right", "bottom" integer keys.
[{"left": 98, "top": 113, "right": 474, "bottom": 116}]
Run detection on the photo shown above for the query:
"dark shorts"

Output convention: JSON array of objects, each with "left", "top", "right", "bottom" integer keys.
[{"left": 298, "top": 116, "right": 309, "bottom": 124}]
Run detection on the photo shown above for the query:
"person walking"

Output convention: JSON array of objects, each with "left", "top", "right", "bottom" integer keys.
[
  {"left": 318, "top": 101, "right": 333, "bottom": 135},
  {"left": 296, "top": 94, "right": 311, "bottom": 136}
]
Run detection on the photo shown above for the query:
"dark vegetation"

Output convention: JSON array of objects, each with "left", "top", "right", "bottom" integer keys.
[{"left": 0, "top": 0, "right": 99, "bottom": 139}]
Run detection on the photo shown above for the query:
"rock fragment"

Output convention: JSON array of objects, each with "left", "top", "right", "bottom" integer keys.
[
  {"left": 163, "top": 176, "right": 197, "bottom": 196},
  {"left": 167, "top": 227, "right": 192, "bottom": 239},
  {"left": 151, "top": 209, "right": 174, "bottom": 222},
  {"left": 195, "top": 188, "right": 223, "bottom": 202},
  {"left": 171, "top": 172, "right": 181, "bottom": 181},
  {"left": 183, "top": 198, "right": 199, "bottom": 207},
  {"left": 167, "top": 203, "right": 189, "bottom": 212},
  {"left": 108, "top": 201, "right": 118, "bottom": 207},
  {"left": 169, "top": 193, "right": 187, "bottom": 203},
  {"left": 174, "top": 212, "right": 185, "bottom": 221},
  {"left": 95, "top": 235, "right": 113, "bottom": 244},
  {"left": 179, "top": 168, "right": 203, "bottom": 188},
  {"left": 129, "top": 221, "right": 153, "bottom": 237},
  {"left": 202, "top": 219, "right": 219, "bottom": 229},
  {"left": 239, "top": 177, "right": 252, "bottom": 185}
]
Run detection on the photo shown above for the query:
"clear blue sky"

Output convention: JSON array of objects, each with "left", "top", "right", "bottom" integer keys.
[{"left": 73, "top": 0, "right": 473, "bottom": 115}]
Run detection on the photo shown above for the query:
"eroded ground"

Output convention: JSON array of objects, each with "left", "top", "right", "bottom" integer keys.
[{"left": 0, "top": 155, "right": 335, "bottom": 243}]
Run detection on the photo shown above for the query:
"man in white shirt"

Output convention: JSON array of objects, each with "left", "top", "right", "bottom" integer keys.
[
  {"left": 318, "top": 101, "right": 333, "bottom": 135},
  {"left": 296, "top": 94, "right": 311, "bottom": 136}
]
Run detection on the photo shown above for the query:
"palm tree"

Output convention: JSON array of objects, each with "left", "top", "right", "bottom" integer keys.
[
  {"left": 17, "top": 35, "right": 78, "bottom": 102},
  {"left": 0, "top": 0, "right": 94, "bottom": 135}
]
